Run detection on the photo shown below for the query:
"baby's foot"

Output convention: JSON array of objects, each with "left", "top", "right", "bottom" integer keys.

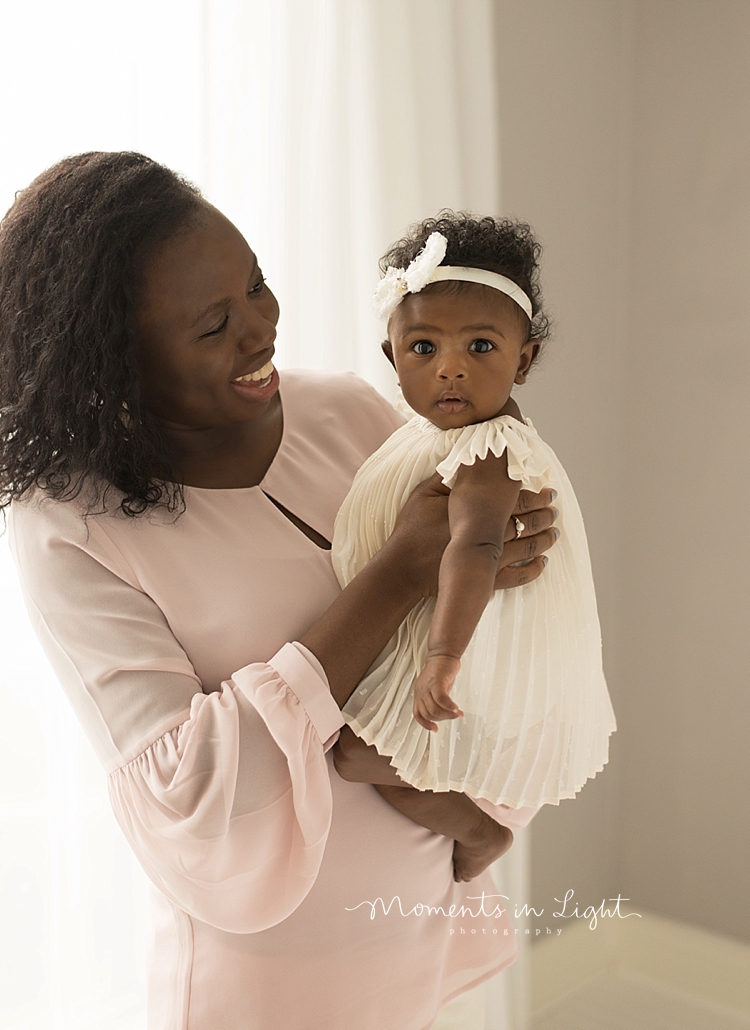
[{"left": 452, "top": 815, "right": 513, "bottom": 882}]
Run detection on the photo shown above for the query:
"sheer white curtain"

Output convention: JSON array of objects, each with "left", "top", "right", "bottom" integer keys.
[
  {"left": 204, "top": 0, "right": 505, "bottom": 397},
  {"left": 0, "top": 2, "right": 529, "bottom": 1027}
]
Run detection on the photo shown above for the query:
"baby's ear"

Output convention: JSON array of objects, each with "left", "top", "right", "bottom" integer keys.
[
  {"left": 514, "top": 339, "right": 541, "bottom": 384},
  {"left": 381, "top": 340, "right": 396, "bottom": 367}
]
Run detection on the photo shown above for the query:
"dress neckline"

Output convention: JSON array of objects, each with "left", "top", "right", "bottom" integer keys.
[
  {"left": 413, "top": 412, "right": 535, "bottom": 436},
  {"left": 182, "top": 382, "right": 287, "bottom": 494}
]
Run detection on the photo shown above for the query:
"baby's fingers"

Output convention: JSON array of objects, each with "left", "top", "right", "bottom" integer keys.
[
  {"left": 415, "top": 713, "right": 439, "bottom": 733},
  {"left": 413, "top": 697, "right": 439, "bottom": 733},
  {"left": 430, "top": 689, "right": 463, "bottom": 720},
  {"left": 413, "top": 691, "right": 463, "bottom": 733}
]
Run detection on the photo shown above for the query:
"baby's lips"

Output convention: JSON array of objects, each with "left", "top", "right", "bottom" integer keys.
[{"left": 436, "top": 395, "right": 470, "bottom": 412}]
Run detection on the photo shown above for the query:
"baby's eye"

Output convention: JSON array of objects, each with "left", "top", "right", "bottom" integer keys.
[
  {"left": 412, "top": 340, "right": 435, "bottom": 355},
  {"left": 470, "top": 339, "right": 494, "bottom": 353}
]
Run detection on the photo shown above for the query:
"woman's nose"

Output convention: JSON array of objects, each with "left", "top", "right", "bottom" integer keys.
[
  {"left": 237, "top": 301, "right": 278, "bottom": 354},
  {"left": 238, "top": 325, "right": 276, "bottom": 356}
]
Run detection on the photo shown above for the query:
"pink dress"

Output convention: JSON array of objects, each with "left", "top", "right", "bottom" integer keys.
[{"left": 10, "top": 369, "right": 537, "bottom": 1030}]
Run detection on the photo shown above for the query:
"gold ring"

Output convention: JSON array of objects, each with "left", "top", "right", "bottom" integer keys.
[{"left": 513, "top": 516, "right": 525, "bottom": 539}]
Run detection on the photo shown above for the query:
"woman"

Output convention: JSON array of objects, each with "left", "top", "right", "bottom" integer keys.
[{"left": 0, "top": 153, "right": 557, "bottom": 1029}]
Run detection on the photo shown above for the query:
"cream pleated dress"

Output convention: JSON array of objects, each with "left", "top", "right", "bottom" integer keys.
[{"left": 332, "top": 411, "right": 616, "bottom": 809}]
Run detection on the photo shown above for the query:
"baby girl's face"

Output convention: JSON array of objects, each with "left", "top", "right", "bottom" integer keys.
[{"left": 385, "top": 283, "right": 539, "bottom": 430}]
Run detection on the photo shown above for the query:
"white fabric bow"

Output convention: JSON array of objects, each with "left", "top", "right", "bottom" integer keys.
[{"left": 373, "top": 232, "right": 448, "bottom": 321}]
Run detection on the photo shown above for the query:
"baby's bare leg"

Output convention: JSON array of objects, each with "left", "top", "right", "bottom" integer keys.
[{"left": 374, "top": 784, "right": 512, "bottom": 882}]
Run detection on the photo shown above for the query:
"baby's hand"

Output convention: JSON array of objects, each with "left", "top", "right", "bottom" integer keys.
[{"left": 413, "top": 656, "right": 464, "bottom": 732}]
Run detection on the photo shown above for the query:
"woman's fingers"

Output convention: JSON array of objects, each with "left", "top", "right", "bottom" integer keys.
[
  {"left": 504, "top": 495, "right": 558, "bottom": 542},
  {"left": 494, "top": 554, "right": 548, "bottom": 590},
  {"left": 498, "top": 490, "right": 559, "bottom": 585},
  {"left": 515, "top": 486, "right": 557, "bottom": 515},
  {"left": 503, "top": 524, "right": 559, "bottom": 562}
]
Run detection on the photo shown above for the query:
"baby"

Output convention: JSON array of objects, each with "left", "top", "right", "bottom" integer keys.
[{"left": 332, "top": 214, "right": 616, "bottom": 874}]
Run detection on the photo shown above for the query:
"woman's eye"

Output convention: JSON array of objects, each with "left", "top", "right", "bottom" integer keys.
[
  {"left": 249, "top": 275, "right": 266, "bottom": 295},
  {"left": 413, "top": 341, "right": 435, "bottom": 355},
  {"left": 470, "top": 339, "right": 494, "bottom": 353},
  {"left": 202, "top": 315, "right": 229, "bottom": 338}
]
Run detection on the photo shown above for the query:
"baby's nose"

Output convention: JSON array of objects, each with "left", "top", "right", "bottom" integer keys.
[{"left": 438, "top": 360, "right": 467, "bottom": 380}]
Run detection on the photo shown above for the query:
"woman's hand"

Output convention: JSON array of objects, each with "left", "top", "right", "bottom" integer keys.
[
  {"left": 497, "top": 485, "right": 560, "bottom": 587},
  {"left": 384, "top": 474, "right": 558, "bottom": 598}
]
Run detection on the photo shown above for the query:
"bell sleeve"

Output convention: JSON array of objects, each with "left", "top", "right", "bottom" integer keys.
[{"left": 9, "top": 500, "right": 345, "bottom": 935}]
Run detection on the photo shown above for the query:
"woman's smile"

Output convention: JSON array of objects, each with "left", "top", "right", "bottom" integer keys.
[
  {"left": 231, "top": 361, "right": 279, "bottom": 397},
  {"left": 232, "top": 358, "right": 276, "bottom": 385}
]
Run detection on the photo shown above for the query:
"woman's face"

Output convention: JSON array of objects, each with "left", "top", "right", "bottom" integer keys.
[
  {"left": 136, "top": 204, "right": 280, "bottom": 430},
  {"left": 385, "top": 283, "right": 538, "bottom": 430}
]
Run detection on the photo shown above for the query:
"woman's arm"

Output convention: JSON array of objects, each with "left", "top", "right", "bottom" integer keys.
[{"left": 10, "top": 499, "right": 357, "bottom": 933}]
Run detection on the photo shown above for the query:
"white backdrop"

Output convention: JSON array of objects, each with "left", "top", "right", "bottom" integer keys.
[{"left": 0, "top": 2, "right": 528, "bottom": 1027}]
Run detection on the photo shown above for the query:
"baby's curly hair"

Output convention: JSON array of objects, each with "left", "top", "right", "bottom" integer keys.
[
  {"left": 0, "top": 151, "right": 206, "bottom": 516},
  {"left": 380, "top": 211, "right": 551, "bottom": 344}
]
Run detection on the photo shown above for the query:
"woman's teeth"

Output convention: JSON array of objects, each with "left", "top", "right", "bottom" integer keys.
[{"left": 234, "top": 360, "right": 275, "bottom": 386}]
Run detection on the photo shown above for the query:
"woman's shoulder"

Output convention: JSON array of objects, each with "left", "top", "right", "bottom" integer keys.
[
  {"left": 9, "top": 484, "right": 143, "bottom": 589},
  {"left": 10, "top": 488, "right": 90, "bottom": 544}
]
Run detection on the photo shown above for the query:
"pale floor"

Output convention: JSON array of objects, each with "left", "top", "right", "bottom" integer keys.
[
  {"left": 432, "top": 969, "right": 750, "bottom": 1030},
  {"left": 432, "top": 982, "right": 487, "bottom": 1029},
  {"left": 532, "top": 970, "right": 750, "bottom": 1030}
]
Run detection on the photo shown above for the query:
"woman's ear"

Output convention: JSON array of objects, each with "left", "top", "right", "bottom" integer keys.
[
  {"left": 381, "top": 340, "right": 396, "bottom": 368},
  {"left": 514, "top": 339, "right": 541, "bottom": 384}
]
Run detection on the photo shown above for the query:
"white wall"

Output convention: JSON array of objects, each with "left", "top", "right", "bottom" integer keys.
[
  {"left": 496, "top": 0, "right": 750, "bottom": 948},
  {"left": 622, "top": 0, "right": 750, "bottom": 943},
  {"left": 495, "top": 0, "right": 630, "bottom": 914}
]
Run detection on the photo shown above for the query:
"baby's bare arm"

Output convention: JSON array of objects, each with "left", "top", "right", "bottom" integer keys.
[
  {"left": 413, "top": 453, "right": 522, "bottom": 731},
  {"left": 429, "top": 452, "right": 522, "bottom": 661}
]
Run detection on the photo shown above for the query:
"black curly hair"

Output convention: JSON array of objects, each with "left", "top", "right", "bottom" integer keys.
[
  {"left": 0, "top": 151, "right": 207, "bottom": 516},
  {"left": 380, "top": 211, "right": 551, "bottom": 346}
]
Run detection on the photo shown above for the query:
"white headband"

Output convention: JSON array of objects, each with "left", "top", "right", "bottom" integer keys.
[{"left": 373, "top": 231, "right": 533, "bottom": 322}]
